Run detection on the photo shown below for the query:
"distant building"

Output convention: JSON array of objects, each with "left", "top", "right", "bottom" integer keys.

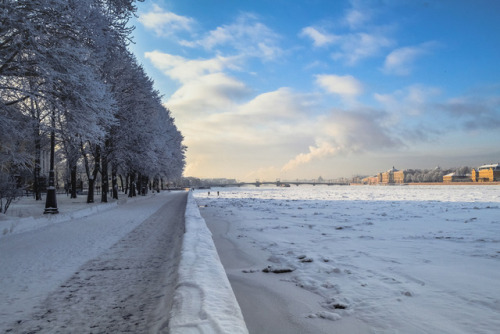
[
  {"left": 362, "top": 176, "right": 378, "bottom": 185},
  {"left": 378, "top": 167, "right": 406, "bottom": 184},
  {"left": 471, "top": 164, "right": 500, "bottom": 182},
  {"left": 394, "top": 170, "right": 406, "bottom": 183},
  {"left": 443, "top": 172, "right": 471, "bottom": 183}
]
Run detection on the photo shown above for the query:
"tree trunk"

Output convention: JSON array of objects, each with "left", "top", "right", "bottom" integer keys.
[
  {"left": 33, "top": 128, "right": 42, "bottom": 200},
  {"left": 85, "top": 145, "right": 100, "bottom": 204},
  {"left": 87, "top": 177, "right": 95, "bottom": 203},
  {"left": 152, "top": 176, "right": 158, "bottom": 193},
  {"left": 112, "top": 164, "right": 118, "bottom": 199},
  {"left": 31, "top": 95, "right": 43, "bottom": 201},
  {"left": 155, "top": 176, "right": 160, "bottom": 193},
  {"left": 128, "top": 172, "right": 136, "bottom": 197},
  {"left": 119, "top": 174, "right": 124, "bottom": 194},
  {"left": 144, "top": 176, "right": 149, "bottom": 195},
  {"left": 70, "top": 164, "right": 77, "bottom": 198},
  {"left": 124, "top": 174, "right": 128, "bottom": 194},
  {"left": 101, "top": 152, "right": 108, "bottom": 203},
  {"left": 137, "top": 172, "right": 142, "bottom": 196},
  {"left": 43, "top": 111, "right": 58, "bottom": 214}
]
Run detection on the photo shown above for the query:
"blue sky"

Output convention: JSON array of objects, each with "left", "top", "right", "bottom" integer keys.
[{"left": 129, "top": 0, "right": 500, "bottom": 181}]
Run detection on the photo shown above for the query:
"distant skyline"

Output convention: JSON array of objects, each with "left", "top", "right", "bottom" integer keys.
[{"left": 129, "top": 0, "right": 500, "bottom": 181}]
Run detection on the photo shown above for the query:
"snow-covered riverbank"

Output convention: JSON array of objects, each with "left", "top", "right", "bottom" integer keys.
[
  {"left": 196, "top": 185, "right": 500, "bottom": 334},
  {"left": 2, "top": 185, "right": 499, "bottom": 333},
  {"left": 169, "top": 192, "right": 248, "bottom": 333}
]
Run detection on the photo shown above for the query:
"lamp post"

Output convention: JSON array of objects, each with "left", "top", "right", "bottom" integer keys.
[{"left": 44, "top": 108, "right": 58, "bottom": 214}]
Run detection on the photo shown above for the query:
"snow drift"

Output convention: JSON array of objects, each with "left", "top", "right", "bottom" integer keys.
[{"left": 169, "top": 192, "right": 248, "bottom": 334}]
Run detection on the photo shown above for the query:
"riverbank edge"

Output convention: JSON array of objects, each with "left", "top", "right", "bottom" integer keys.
[
  {"left": 351, "top": 182, "right": 500, "bottom": 186},
  {"left": 168, "top": 191, "right": 249, "bottom": 334}
]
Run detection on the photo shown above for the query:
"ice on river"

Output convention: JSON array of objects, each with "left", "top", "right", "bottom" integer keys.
[{"left": 195, "top": 185, "right": 500, "bottom": 334}]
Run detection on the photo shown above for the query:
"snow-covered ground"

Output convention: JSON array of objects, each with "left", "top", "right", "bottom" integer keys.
[
  {"left": 2, "top": 185, "right": 499, "bottom": 333},
  {"left": 0, "top": 191, "right": 182, "bottom": 332},
  {"left": 196, "top": 185, "right": 500, "bottom": 334},
  {"left": 1, "top": 191, "right": 247, "bottom": 334}
]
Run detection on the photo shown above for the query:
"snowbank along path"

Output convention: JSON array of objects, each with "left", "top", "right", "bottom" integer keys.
[{"left": 168, "top": 192, "right": 248, "bottom": 334}]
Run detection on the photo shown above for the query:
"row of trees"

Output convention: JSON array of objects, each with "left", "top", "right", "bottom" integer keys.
[
  {"left": 0, "top": 0, "right": 186, "bottom": 213},
  {"left": 404, "top": 166, "right": 471, "bottom": 183}
]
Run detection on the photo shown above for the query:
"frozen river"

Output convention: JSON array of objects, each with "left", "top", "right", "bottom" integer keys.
[{"left": 196, "top": 185, "right": 500, "bottom": 334}]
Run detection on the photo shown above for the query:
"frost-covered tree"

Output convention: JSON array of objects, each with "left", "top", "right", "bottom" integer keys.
[
  {"left": 1, "top": 0, "right": 116, "bottom": 202},
  {"left": 454, "top": 166, "right": 471, "bottom": 176},
  {"left": 1, "top": 0, "right": 185, "bottom": 210},
  {"left": 0, "top": 173, "right": 19, "bottom": 214},
  {"left": 105, "top": 54, "right": 185, "bottom": 198},
  {"left": 1, "top": 1, "right": 48, "bottom": 200},
  {"left": 404, "top": 167, "right": 470, "bottom": 183},
  {"left": 0, "top": 103, "right": 31, "bottom": 213},
  {"left": 151, "top": 106, "right": 186, "bottom": 185}
]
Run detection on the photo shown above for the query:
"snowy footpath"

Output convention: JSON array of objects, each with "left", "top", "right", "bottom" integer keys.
[
  {"left": 0, "top": 191, "right": 247, "bottom": 333},
  {"left": 197, "top": 185, "right": 500, "bottom": 334}
]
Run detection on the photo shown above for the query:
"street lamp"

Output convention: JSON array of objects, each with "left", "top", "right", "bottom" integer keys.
[{"left": 44, "top": 108, "right": 58, "bottom": 214}]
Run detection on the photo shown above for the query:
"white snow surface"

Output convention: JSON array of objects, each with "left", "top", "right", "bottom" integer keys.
[
  {"left": 0, "top": 193, "right": 171, "bottom": 327},
  {"left": 195, "top": 185, "right": 500, "bottom": 334},
  {"left": 169, "top": 192, "right": 248, "bottom": 333}
]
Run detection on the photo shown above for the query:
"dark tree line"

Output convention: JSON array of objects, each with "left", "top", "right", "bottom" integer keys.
[{"left": 0, "top": 0, "right": 186, "bottom": 213}]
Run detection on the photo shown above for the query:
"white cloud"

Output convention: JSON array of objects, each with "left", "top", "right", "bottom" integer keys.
[
  {"left": 323, "top": 109, "right": 401, "bottom": 151},
  {"left": 300, "top": 0, "right": 393, "bottom": 66},
  {"left": 144, "top": 52, "right": 312, "bottom": 146},
  {"left": 180, "top": 25, "right": 231, "bottom": 49},
  {"left": 373, "top": 85, "right": 444, "bottom": 142},
  {"left": 299, "top": 27, "right": 339, "bottom": 47},
  {"left": 238, "top": 88, "right": 307, "bottom": 120},
  {"left": 315, "top": 74, "right": 363, "bottom": 98},
  {"left": 180, "top": 13, "right": 283, "bottom": 61},
  {"left": 437, "top": 95, "right": 500, "bottom": 131},
  {"left": 372, "top": 88, "right": 500, "bottom": 144},
  {"left": 345, "top": 8, "right": 369, "bottom": 29},
  {"left": 374, "top": 84, "right": 441, "bottom": 116},
  {"left": 344, "top": 0, "right": 373, "bottom": 29},
  {"left": 145, "top": 51, "right": 250, "bottom": 121},
  {"left": 333, "top": 32, "right": 393, "bottom": 65},
  {"left": 168, "top": 72, "right": 250, "bottom": 117},
  {"left": 183, "top": 156, "right": 205, "bottom": 177},
  {"left": 138, "top": 4, "right": 195, "bottom": 37},
  {"left": 168, "top": 86, "right": 318, "bottom": 180},
  {"left": 281, "top": 141, "right": 339, "bottom": 172},
  {"left": 144, "top": 51, "right": 241, "bottom": 83},
  {"left": 280, "top": 108, "right": 402, "bottom": 172},
  {"left": 300, "top": 26, "right": 392, "bottom": 64},
  {"left": 192, "top": 88, "right": 315, "bottom": 147},
  {"left": 383, "top": 42, "right": 436, "bottom": 75},
  {"left": 406, "top": 85, "right": 440, "bottom": 106}
]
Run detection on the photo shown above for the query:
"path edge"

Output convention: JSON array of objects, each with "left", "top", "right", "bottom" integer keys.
[{"left": 168, "top": 191, "right": 249, "bottom": 334}]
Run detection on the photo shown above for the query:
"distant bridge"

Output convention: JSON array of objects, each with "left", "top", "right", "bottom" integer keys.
[{"left": 202, "top": 180, "right": 349, "bottom": 188}]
